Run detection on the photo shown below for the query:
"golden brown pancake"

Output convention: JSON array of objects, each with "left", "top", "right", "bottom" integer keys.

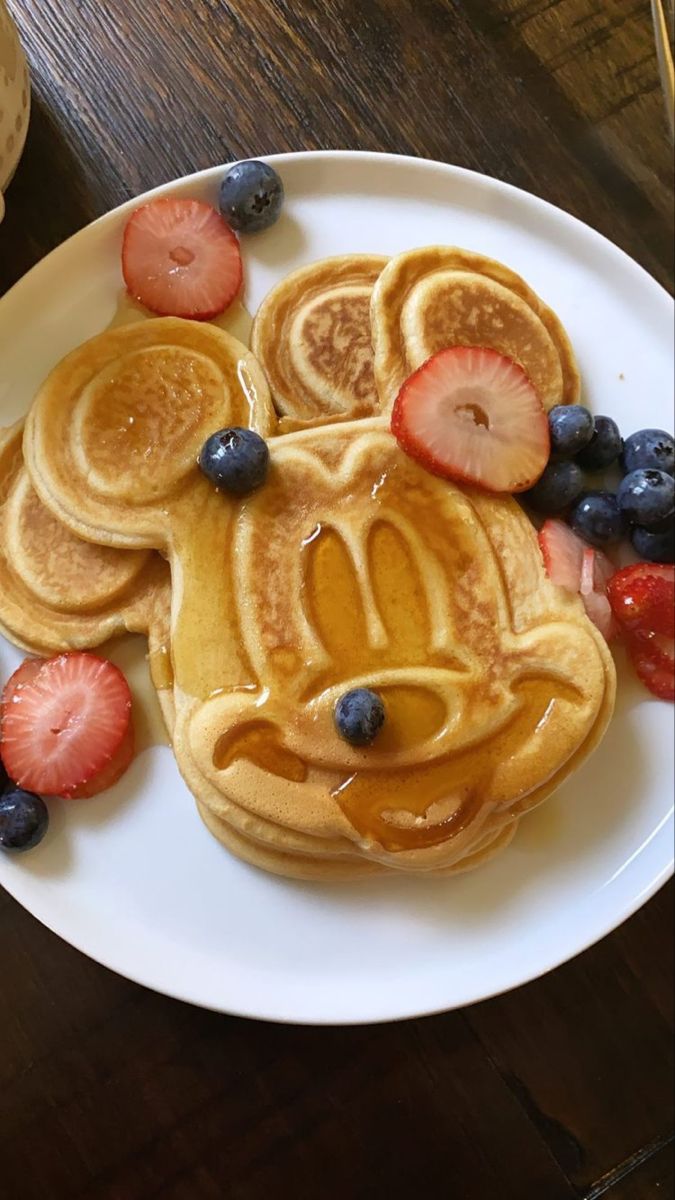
[
  {"left": 23, "top": 316, "right": 615, "bottom": 880},
  {"left": 251, "top": 255, "right": 388, "bottom": 425},
  {"left": 0, "top": 422, "right": 170, "bottom": 658},
  {"left": 371, "top": 246, "right": 580, "bottom": 412}
]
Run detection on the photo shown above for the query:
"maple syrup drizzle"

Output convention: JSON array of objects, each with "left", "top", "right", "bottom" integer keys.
[
  {"left": 331, "top": 679, "right": 564, "bottom": 852},
  {"left": 98, "top": 295, "right": 586, "bottom": 853},
  {"left": 107, "top": 290, "right": 254, "bottom": 345}
]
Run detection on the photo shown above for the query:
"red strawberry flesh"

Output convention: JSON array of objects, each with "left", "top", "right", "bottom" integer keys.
[
  {"left": 2, "top": 657, "right": 47, "bottom": 707},
  {"left": 68, "top": 723, "right": 135, "bottom": 799},
  {"left": 580, "top": 546, "right": 595, "bottom": 597},
  {"left": 538, "top": 521, "right": 617, "bottom": 640},
  {"left": 121, "top": 198, "right": 242, "bottom": 320},
  {"left": 538, "top": 519, "right": 584, "bottom": 592},
  {"left": 391, "top": 347, "right": 550, "bottom": 493},
  {"left": 608, "top": 563, "right": 675, "bottom": 638},
  {"left": 626, "top": 630, "right": 675, "bottom": 702},
  {"left": 0, "top": 653, "right": 132, "bottom": 797}
]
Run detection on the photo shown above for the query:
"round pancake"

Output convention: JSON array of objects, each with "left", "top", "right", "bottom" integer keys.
[
  {"left": 251, "top": 255, "right": 388, "bottom": 423},
  {"left": 371, "top": 246, "right": 580, "bottom": 412}
]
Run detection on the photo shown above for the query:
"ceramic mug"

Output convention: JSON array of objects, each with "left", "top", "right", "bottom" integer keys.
[{"left": 0, "top": 0, "right": 30, "bottom": 221}]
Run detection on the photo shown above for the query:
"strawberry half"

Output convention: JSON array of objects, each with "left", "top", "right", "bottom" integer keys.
[
  {"left": 626, "top": 630, "right": 675, "bottom": 702},
  {"left": 2, "top": 656, "right": 46, "bottom": 705},
  {"left": 538, "top": 520, "right": 617, "bottom": 640},
  {"left": 538, "top": 519, "right": 584, "bottom": 592},
  {"left": 121, "top": 197, "right": 242, "bottom": 320},
  {"left": 607, "top": 563, "right": 675, "bottom": 638},
  {"left": 68, "top": 723, "right": 135, "bottom": 799},
  {"left": 0, "top": 653, "right": 133, "bottom": 797},
  {"left": 580, "top": 547, "right": 618, "bottom": 642},
  {"left": 391, "top": 347, "right": 549, "bottom": 493}
]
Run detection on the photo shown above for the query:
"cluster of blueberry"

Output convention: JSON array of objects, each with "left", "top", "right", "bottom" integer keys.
[
  {"left": 523, "top": 410, "right": 674, "bottom": 563},
  {"left": 0, "top": 758, "right": 48, "bottom": 852}
]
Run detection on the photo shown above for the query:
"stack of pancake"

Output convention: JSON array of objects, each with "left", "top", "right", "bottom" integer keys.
[{"left": 1, "top": 246, "right": 615, "bottom": 879}]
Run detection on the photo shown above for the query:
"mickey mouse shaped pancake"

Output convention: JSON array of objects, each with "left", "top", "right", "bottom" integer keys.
[{"left": 23, "top": 310, "right": 615, "bottom": 880}]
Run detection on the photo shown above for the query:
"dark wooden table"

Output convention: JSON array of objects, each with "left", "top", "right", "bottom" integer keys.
[{"left": 1, "top": 2, "right": 673, "bottom": 1197}]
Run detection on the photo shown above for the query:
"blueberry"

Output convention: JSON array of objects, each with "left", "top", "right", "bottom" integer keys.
[
  {"left": 617, "top": 468, "right": 674, "bottom": 529},
  {"left": 0, "top": 788, "right": 49, "bottom": 852},
  {"left": 218, "top": 160, "right": 284, "bottom": 233},
  {"left": 621, "top": 429, "right": 674, "bottom": 477},
  {"left": 523, "top": 460, "right": 584, "bottom": 514},
  {"left": 334, "top": 688, "right": 385, "bottom": 746},
  {"left": 548, "top": 405, "right": 594, "bottom": 458},
  {"left": 199, "top": 427, "right": 269, "bottom": 495},
  {"left": 1, "top": 754, "right": 9, "bottom": 795},
  {"left": 569, "top": 491, "right": 623, "bottom": 547},
  {"left": 576, "top": 415, "right": 623, "bottom": 470},
  {"left": 631, "top": 518, "right": 675, "bottom": 564}
]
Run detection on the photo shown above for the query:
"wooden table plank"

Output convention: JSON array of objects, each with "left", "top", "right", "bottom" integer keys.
[
  {"left": 467, "top": 884, "right": 674, "bottom": 1193},
  {"left": 1, "top": 880, "right": 671, "bottom": 1200},
  {"left": 0, "top": 891, "right": 580, "bottom": 1200},
  {"left": 590, "top": 1137, "right": 674, "bottom": 1200},
  {"left": 3, "top": 0, "right": 673, "bottom": 291},
  {"left": 1, "top": 2, "right": 672, "bottom": 1198}
]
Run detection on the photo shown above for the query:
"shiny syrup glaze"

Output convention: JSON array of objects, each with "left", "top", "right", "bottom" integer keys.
[
  {"left": 304, "top": 514, "right": 565, "bottom": 852},
  {"left": 103, "top": 292, "right": 254, "bottom": 744},
  {"left": 108, "top": 290, "right": 254, "bottom": 346},
  {"left": 100, "top": 299, "right": 568, "bottom": 851},
  {"left": 194, "top": 448, "right": 569, "bottom": 852}
]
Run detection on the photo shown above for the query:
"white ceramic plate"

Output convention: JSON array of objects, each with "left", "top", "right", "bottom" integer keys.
[{"left": 0, "top": 152, "right": 673, "bottom": 1025}]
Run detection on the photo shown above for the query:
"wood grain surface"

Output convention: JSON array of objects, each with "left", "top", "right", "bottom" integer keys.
[{"left": 1, "top": 2, "right": 673, "bottom": 1198}]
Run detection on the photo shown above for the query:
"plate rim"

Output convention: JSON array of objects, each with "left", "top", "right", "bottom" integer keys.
[
  {"left": 2, "top": 149, "right": 673, "bottom": 316},
  {"left": 0, "top": 148, "right": 672, "bottom": 1025}
]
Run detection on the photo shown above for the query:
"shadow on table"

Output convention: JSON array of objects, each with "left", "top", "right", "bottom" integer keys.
[{"left": 0, "top": 90, "right": 99, "bottom": 293}]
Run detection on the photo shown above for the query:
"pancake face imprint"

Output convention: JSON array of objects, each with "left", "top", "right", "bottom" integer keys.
[
  {"left": 23, "top": 315, "right": 616, "bottom": 880},
  {"left": 251, "top": 255, "right": 388, "bottom": 425},
  {"left": 371, "top": 246, "right": 581, "bottom": 413}
]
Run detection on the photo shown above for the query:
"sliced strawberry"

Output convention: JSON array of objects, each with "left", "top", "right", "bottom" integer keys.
[
  {"left": 391, "top": 347, "right": 549, "bottom": 493},
  {"left": 581, "top": 589, "right": 616, "bottom": 641},
  {"left": 538, "top": 519, "right": 584, "bottom": 592},
  {"left": 607, "top": 563, "right": 675, "bottom": 638},
  {"left": 121, "top": 198, "right": 242, "bottom": 320},
  {"left": 0, "top": 653, "right": 132, "bottom": 797},
  {"left": 626, "top": 630, "right": 675, "bottom": 702},
  {"left": 578, "top": 546, "right": 617, "bottom": 640},
  {"left": 2, "top": 657, "right": 47, "bottom": 708},
  {"left": 592, "top": 547, "right": 617, "bottom": 594},
  {"left": 68, "top": 723, "right": 135, "bottom": 799},
  {"left": 538, "top": 523, "right": 617, "bottom": 639},
  {"left": 1, "top": 659, "right": 46, "bottom": 789},
  {"left": 588, "top": 547, "right": 619, "bottom": 640},
  {"left": 579, "top": 546, "right": 596, "bottom": 598}
]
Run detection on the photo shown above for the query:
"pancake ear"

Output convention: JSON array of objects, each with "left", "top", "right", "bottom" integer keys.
[
  {"left": 371, "top": 245, "right": 580, "bottom": 412},
  {"left": 23, "top": 318, "right": 276, "bottom": 550},
  {"left": 0, "top": 423, "right": 169, "bottom": 653},
  {"left": 251, "top": 254, "right": 388, "bottom": 423}
]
